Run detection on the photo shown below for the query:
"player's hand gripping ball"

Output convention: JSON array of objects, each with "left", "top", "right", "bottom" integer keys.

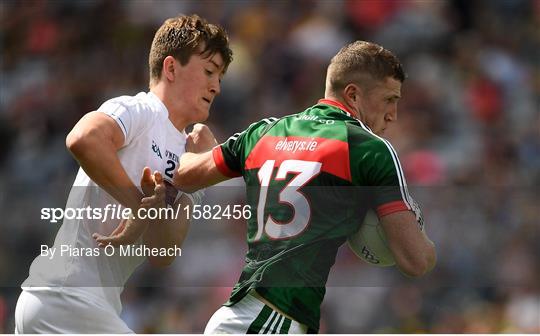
[{"left": 347, "top": 209, "right": 395, "bottom": 267}]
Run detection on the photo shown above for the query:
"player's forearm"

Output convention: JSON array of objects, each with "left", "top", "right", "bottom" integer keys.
[
  {"left": 423, "top": 233, "right": 437, "bottom": 273},
  {"left": 395, "top": 233, "right": 436, "bottom": 278},
  {"left": 66, "top": 130, "right": 142, "bottom": 210},
  {"left": 142, "top": 195, "right": 191, "bottom": 267},
  {"left": 174, "top": 151, "right": 228, "bottom": 192}
]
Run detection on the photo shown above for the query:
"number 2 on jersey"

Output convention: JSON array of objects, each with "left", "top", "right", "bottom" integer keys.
[
  {"left": 255, "top": 159, "right": 322, "bottom": 240},
  {"left": 164, "top": 160, "right": 175, "bottom": 178}
]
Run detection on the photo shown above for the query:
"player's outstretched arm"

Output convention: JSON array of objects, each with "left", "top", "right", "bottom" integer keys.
[
  {"left": 174, "top": 123, "right": 228, "bottom": 192},
  {"left": 174, "top": 151, "right": 229, "bottom": 193},
  {"left": 380, "top": 210, "right": 436, "bottom": 278},
  {"left": 66, "top": 111, "right": 144, "bottom": 210}
]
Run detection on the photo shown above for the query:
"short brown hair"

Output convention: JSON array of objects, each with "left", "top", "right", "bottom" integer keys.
[
  {"left": 326, "top": 41, "right": 405, "bottom": 93},
  {"left": 148, "top": 14, "right": 233, "bottom": 86}
]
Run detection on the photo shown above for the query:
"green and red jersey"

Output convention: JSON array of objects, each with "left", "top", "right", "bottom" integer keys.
[{"left": 212, "top": 99, "right": 415, "bottom": 331}]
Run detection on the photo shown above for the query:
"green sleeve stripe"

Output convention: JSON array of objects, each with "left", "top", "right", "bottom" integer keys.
[
  {"left": 263, "top": 117, "right": 279, "bottom": 124},
  {"left": 233, "top": 117, "right": 278, "bottom": 142},
  {"left": 228, "top": 132, "right": 242, "bottom": 141},
  {"left": 356, "top": 120, "right": 413, "bottom": 210}
]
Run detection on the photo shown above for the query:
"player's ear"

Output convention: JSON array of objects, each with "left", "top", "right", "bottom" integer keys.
[
  {"left": 343, "top": 83, "right": 359, "bottom": 107},
  {"left": 162, "top": 56, "right": 176, "bottom": 82}
]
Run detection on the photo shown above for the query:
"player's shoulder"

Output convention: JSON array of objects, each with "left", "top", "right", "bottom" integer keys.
[
  {"left": 224, "top": 117, "right": 280, "bottom": 147},
  {"left": 346, "top": 120, "right": 378, "bottom": 142},
  {"left": 244, "top": 116, "right": 280, "bottom": 135},
  {"left": 346, "top": 122, "right": 397, "bottom": 158},
  {"left": 99, "top": 92, "right": 159, "bottom": 115},
  {"left": 256, "top": 116, "right": 281, "bottom": 127}
]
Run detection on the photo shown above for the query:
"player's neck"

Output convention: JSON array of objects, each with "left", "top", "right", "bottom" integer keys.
[
  {"left": 167, "top": 110, "right": 189, "bottom": 132},
  {"left": 323, "top": 95, "right": 360, "bottom": 119},
  {"left": 150, "top": 85, "right": 189, "bottom": 131}
]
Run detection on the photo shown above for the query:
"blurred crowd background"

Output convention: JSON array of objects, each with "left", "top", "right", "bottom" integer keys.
[{"left": 1, "top": 0, "right": 539, "bottom": 333}]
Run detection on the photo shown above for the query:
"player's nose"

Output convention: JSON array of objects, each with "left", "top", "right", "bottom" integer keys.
[
  {"left": 386, "top": 106, "right": 397, "bottom": 122},
  {"left": 209, "top": 77, "right": 221, "bottom": 96}
]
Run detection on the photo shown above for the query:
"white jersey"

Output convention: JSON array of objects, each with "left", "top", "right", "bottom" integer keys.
[{"left": 22, "top": 91, "right": 186, "bottom": 314}]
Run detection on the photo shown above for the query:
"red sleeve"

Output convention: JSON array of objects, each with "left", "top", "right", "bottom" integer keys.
[
  {"left": 376, "top": 200, "right": 409, "bottom": 217},
  {"left": 212, "top": 146, "right": 242, "bottom": 178}
]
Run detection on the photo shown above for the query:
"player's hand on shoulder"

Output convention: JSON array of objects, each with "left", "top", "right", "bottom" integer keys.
[{"left": 186, "top": 123, "right": 218, "bottom": 153}]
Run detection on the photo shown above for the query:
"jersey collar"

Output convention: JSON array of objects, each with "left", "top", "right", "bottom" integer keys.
[
  {"left": 317, "top": 98, "right": 373, "bottom": 133},
  {"left": 318, "top": 99, "right": 358, "bottom": 118}
]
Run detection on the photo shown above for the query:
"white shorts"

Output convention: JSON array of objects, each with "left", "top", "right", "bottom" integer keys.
[
  {"left": 15, "top": 290, "right": 133, "bottom": 334},
  {"left": 204, "top": 293, "right": 308, "bottom": 334}
]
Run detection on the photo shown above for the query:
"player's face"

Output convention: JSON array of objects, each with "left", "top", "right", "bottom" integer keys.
[
  {"left": 357, "top": 77, "right": 401, "bottom": 136},
  {"left": 173, "top": 51, "right": 224, "bottom": 122}
]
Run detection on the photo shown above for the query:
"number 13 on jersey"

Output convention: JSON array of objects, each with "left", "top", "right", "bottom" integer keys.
[{"left": 256, "top": 159, "right": 322, "bottom": 241}]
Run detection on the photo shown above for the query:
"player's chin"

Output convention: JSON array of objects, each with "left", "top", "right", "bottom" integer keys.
[{"left": 194, "top": 107, "right": 210, "bottom": 122}]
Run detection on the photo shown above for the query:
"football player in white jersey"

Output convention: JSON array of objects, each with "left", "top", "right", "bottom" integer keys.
[{"left": 15, "top": 14, "right": 233, "bottom": 333}]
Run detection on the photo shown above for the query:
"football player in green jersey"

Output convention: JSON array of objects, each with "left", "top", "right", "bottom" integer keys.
[{"left": 174, "top": 41, "right": 436, "bottom": 334}]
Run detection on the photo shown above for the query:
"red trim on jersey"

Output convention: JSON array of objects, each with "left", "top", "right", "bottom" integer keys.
[
  {"left": 376, "top": 201, "right": 409, "bottom": 217},
  {"left": 212, "top": 146, "right": 241, "bottom": 178},
  {"left": 318, "top": 99, "right": 358, "bottom": 118},
  {"left": 245, "top": 136, "right": 351, "bottom": 182}
]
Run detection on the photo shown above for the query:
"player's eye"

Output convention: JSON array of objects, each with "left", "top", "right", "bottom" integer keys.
[{"left": 205, "top": 69, "right": 213, "bottom": 76}]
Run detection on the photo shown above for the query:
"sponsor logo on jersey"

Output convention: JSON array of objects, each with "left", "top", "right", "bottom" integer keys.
[
  {"left": 275, "top": 137, "right": 318, "bottom": 153},
  {"left": 295, "top": 114, "right": 335, "bottom": 125},
  {"left": 152, "top": 140, "right": 162, "bottom": 159},
  {"left": 245, "top": 136, "right": 352, "bottom": 182}
]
